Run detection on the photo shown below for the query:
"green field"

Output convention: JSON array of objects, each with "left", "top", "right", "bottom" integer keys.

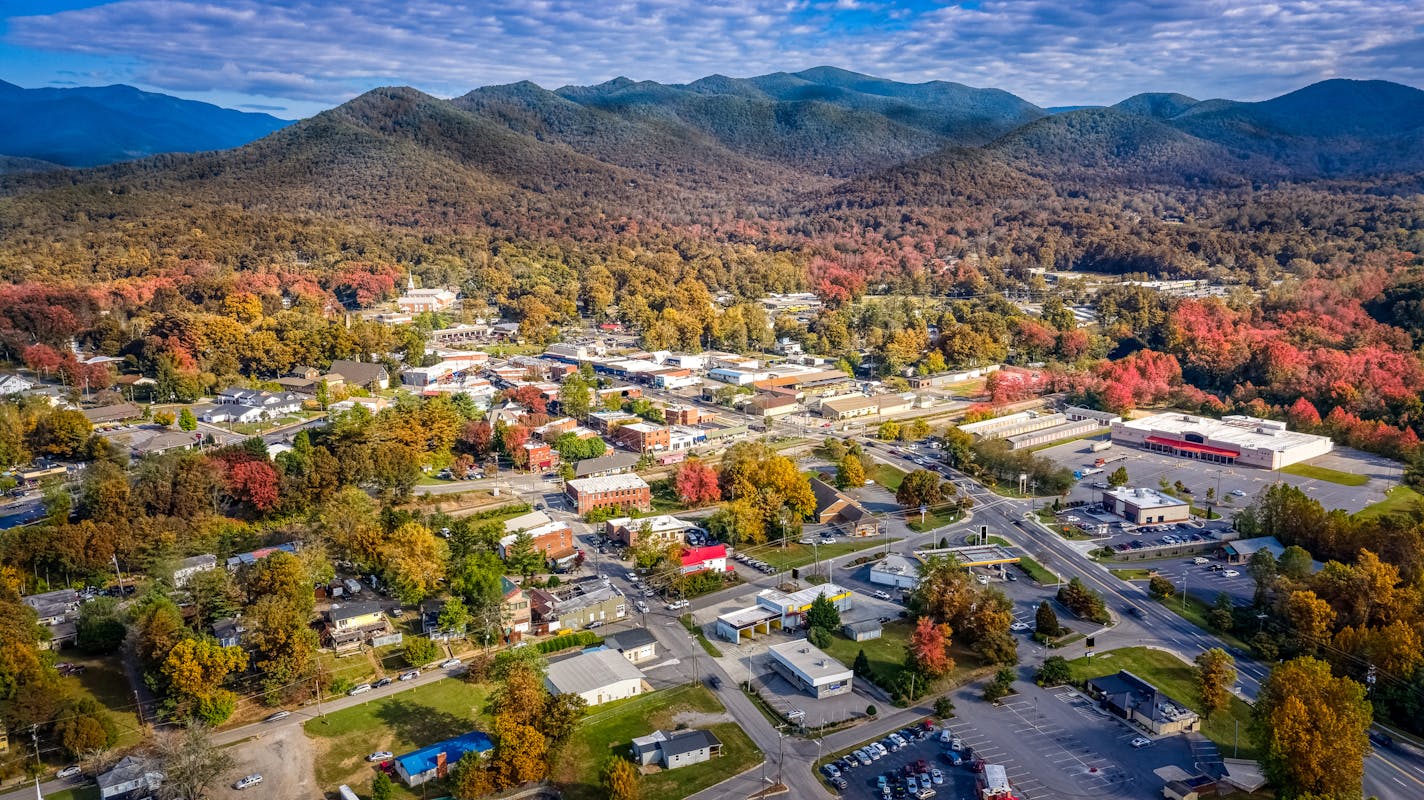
[
  {"left": 1016, "top": 556, "right": 1057, "bottom": 584},
  {"left": 61, "top": 655, "right": 146, "bottom": 749},
  {"left": 755, "top": 536, "right": 895, "bottom": 571},
  {"left": 1354, "top": 485, "right": 1424, "bottom": 522},
  {"left": 1065, "top": 647, "right": 1257, "bottom": 760},
  {"left": 1110, "top": 568, "right": 1155, "bottom": 580},
  {"left": 304, "top": 678, "right": 491, "bottom": 793},
  {"left": 42, "top": 788, "right": 99, "bottom": 800},
  {"left": 1280, "top": 462, "right": 1370, "bottom": 486},
  {"left": 553, "top": 684, "right": 761, "bottom": 800},
  {"left": 1153, "top": 593, "right": 1254, "bottom": 653},
  {"left": 681, "top": 614, "right": 724, "bottom": 658},
  {"left": 818, "top": 621, "right": 988, "bottom": 701},
  {"left": 870, "top": 464, "right": 907, "bottom": 491}
]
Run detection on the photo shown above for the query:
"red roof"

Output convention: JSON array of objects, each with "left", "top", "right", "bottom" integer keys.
[
  {"left": 680, "top": 544, "right": 727, "bottom": 567},
  {"left": 1145, "top": 435, "right": 1240, "bottom": 458}
]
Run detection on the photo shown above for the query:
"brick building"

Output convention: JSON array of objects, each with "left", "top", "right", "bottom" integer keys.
[{"left": 566, "top": 474, "right": 652, "bottom": 515}]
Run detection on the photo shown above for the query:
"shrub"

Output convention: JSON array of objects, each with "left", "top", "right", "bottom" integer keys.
[
  {"left": 1148, "top": 575, "right": 1176, "bottom": 599},
  {"left": 1035, "top": 656, "right": 1072, "bottom": 687},
  {"left": 403, "top": 636, "right": 441, "bottom": 667},
  {"left": 807, "top": 626, "right": 833, "bottom": 649},
  {"left": 933, "top": 695, "right": 956, "bottom": 718},
  {"left": 866, "top": 704, "right": 877, "bottom": 716}
]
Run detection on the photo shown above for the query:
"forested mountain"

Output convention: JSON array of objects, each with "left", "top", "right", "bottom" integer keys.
[{"left": 0, "top": 80, "right": 292, "bottom": 168}]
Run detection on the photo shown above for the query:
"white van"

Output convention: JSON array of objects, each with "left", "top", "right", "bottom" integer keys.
[{"left": 1193, "top": 557, "right": 1210, "bottom": 565}]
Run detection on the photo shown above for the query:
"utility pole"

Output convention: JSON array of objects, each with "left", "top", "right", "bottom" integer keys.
[
  {"left": 111, "top": 554, "right": 124, "bottom": 592},
  {"left": 314, "top": 672, "right": 326, "bottom": 722},
  {"left": 777, "top": 725, "right": 786, "bottom": 787}
]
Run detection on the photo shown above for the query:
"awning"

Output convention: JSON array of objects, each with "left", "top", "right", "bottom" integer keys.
[{"left": 1145, "top": 436, "right": 1240, "bottom": 458}]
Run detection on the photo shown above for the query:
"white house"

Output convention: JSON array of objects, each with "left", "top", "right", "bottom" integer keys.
[
  {"left": 173, "top": 554, "right": 218, "bottom": 588},
  {"left": 544, "top": 648, "right": 647, "bottom": 706}
]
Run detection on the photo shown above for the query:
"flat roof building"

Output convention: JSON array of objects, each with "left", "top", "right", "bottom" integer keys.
[
  {"left": 1100, "top": 486, "right": 1190, "bottom": 525},
  {"left": 767, "top": 639, "right": 854, "bottom": 699},
  {"left": 1111, "top": 412, "right": 1333, "bottom": 469}
]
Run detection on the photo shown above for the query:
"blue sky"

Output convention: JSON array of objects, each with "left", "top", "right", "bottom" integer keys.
[{"left": 2, "top": 0, "right": 1421, "bottom": 118}]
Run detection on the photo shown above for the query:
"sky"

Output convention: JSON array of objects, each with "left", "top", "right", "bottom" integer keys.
[{"left": 2, "top": 0, "right": 1422, "bottom": 119}]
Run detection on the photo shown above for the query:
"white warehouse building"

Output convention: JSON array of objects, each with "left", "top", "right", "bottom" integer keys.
[{"left": 1110, "top": 413, "right": 1333, "bottom": 470}]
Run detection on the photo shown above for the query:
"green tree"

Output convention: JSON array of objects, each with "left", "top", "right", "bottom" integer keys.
[
  {"left": 370, "top": 771, "right": 394, "bottom": 800},
  {"left": 806, "top": 591, "right": 842, "bottom": 631},
  {"left": 1108, "top": 465, "right": 1129, "bottom": 487},
  {"left": 1278, "top": 545, "right": 1313, "bottom": 581},
  {"left": 807, "top": 626, "right": 833, "bottom": 649},
  {"left": 1194, "top": 648, "right": 1236, "bottom": 720},
  {"left": 836, "top": 453, "right": 866, "bottom": 489},
  {"left": 75, "top": 597, "right": 126, "bottom": 654},
  {"left": 404, "top": 636, "right": 442, "bottom": 668},
  {"left": 1035, "top": 656, "right": 1072, "bottom": 686},
  {"left": 877, "top": 421, "right": 902, "bottom": 441},
  {"left": 1148, "top": 575, "right": 1176, "bottom": 599},
  {"left": 504, "top": 531, "right": 545, "bottom": 579},
  {"left": 438, "top": 597, "right": 471, "bottom": 637},
  {"left": 560, "top": 374, "right": 592, "bottom": 421},
  {"left": 1208, "top": 592, "right": 1235, "bottom": 631},
  {"left": 896, "top": 469, "right": 947, "bottom": 510},
  {"left": 1247, "top": 548, "right": 1278, "bottom": 606},
  {"left": 933, "top": 695, "right": 955, "bottom": 718},
  {"left": 1034, "top": 601, "right": 1060, "bottom": 637},
  {"left": 177, "top": 407, "right": 197, "bottom": 432},
  {"left": 853, "top": 649, "right": 871, "bottom": 677},
  {"left": 1251, "top": 657, "right": 1371, "bottom": 799}
]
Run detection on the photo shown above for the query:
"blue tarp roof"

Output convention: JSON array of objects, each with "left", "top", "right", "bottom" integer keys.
[{"left": 395, "top": 731, "right": 493, "bottom": 775}]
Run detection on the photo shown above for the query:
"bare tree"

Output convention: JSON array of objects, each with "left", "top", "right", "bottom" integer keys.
[{"left": 152, "top": 724, "right": 236, "bottom": 800}]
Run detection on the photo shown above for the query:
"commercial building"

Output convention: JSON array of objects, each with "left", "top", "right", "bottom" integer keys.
[
  {"left": 1085, "top": 670, "right": 1201, "bottom": 736},
  {"left": 810, "top": 478, "right": 881, "bottom": 537},
  {"left": 521, "top": 440, "right": 559, "bottom": 472},
  {"left": 604, "top": 627, "right": 659, "bottom": 664},
  {"left": 1005, "top": 417, "right": 1104, "bottom": 450},
  {"left": 574, "top": 451, "right": 640, "bottom": 478},
  {"left": 959, "top": 411, "right": 1069, "bottom": 441},
  {"left": 869, "top": 553, "right": 922, "bottom": 590},
  {"left": 716, "top": 584, "right": 853, "bottom": 643},
  {"left": 614, "top": 421, "right": 670, "bottom": 454},
  {"left": 528, "top": 578, "right": 627, "bottom": 632},
  {"left": 767, "top": 639, "right": 854, "bottom": 699},
  {"left": 394, "top": 731, "right": 493, "bottom": 787},
  {"left": 566, "top": 474, "right": 652, "bottom": 515},
  {"left": 1111, "top": 413, "right": 1333, "bottom": 469},
  {"left": 604, "top": 514, "right": 698, "bottom": 547},
  {"left": 1100, "top": 487, "right": 1190, "bottom": 525},
  {"left": 819, "top": 394, "right": 880, "bottom": 420},
  {"left": 544, "top": 648, "right": 648, "bottom": 706},
  {"left": 1221, "top": 536, "right": 1287, "bottom": 565},
  {"left": 498, "top": 519, "right": 575, "bottom": 564},
  {"left": 630, "top": 729, "right": 723, "bottom": 770}
]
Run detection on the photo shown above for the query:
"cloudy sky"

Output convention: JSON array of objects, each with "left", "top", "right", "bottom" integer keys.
[{"left": 2, "top": 0, "right": 1422, "bottom": 118}]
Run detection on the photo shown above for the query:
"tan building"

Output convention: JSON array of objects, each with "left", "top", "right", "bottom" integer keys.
[
  {"left": 1100, "top": 487, "right": 1190, "bottom": 525},
  {"left": 1085, "top": 670, "right": 1200, "bottom": 735}
]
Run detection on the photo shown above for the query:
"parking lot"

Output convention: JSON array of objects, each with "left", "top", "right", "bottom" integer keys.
[
  {"left": 1036, "top": 440, "right": 1393, "bottom": 514},
  {"left": 822, "top": 721, "right": 989, "bottom": 800}
]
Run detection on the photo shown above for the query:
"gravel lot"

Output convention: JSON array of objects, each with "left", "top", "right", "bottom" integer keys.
[{"left": 214, "top": 724, "right": 319, "bottom": 800}]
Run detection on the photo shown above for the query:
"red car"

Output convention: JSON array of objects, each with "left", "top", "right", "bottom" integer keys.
[
  {"left": 915, "top": 759, "right": 929, "bottom": 774},
  {"left": 969, "top": 758, "right": 985, "bottom": 773},
  {"left": 920, "top": 720, "right": 935, "bottom": 731}
]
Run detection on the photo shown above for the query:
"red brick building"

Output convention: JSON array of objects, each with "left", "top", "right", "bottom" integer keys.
[
  {"left": 614, "top": 422, "right": 670, "bottom": 454},
  {"left": 522, "top": 441, "right": 559, "bottom": 472},
  {"left": 566, "top": 474, "right": 652, "bottom": 515}
]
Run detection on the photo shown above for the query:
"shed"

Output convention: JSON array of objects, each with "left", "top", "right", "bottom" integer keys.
[{"left": 842, "top": 619, "right": 883, "bottom": 642}]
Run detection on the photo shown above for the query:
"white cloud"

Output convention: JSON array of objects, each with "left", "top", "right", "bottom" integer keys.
[{"left": 6, "top": 0, "right": 1423, "bottom": 114}]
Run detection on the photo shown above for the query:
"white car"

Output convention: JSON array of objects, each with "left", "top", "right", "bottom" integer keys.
[
  {"left": 399, "top": 670, "right": 419, "bottom": 681},
  {"left": 1229, "top": 489, "right": 1246, "bottom": 497},
  {"left": 57, "top": 766, "right": 81, "bottom": 779},
  {"left": 976, "top": 574, "right": 990, "bottom": 585},
  {"left": 366, "top": 751, "right": 393, "bottom": 762},
  {"left": 1130, "top": 737, "right": 1152, "bottom": 748},
  {"left": 626, "top": 572, "right": 639, "bottom": 582},
  {"left": 1010, "top": 622, "right": 1031, "bottom": 632},
  {"left": 938, "top": 729, "right": 953, "bottom": 743},
  {"left": 635, "top": 600, "right": 650, "bottom": 613},
  {"left": 873, "top": 590, "right": 891, "bottom": 600},
  {"left": 950, "top": 736, "right": 963, "bottom": 751},
  {"left": 347, "top": 683, "right": 372, "bottom": 696},
  {"left": 1223, "top": 570, "right": 1240, "bottom": 578},
  {"left": 441, "top": 658, "right": 462, "bottom": 669},
  {"left": 234, "top": 775, "right": 264, "bottom": 790}
]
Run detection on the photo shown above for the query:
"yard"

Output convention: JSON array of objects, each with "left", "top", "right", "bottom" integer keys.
[
  {"left": 869, "top": 464, "right": 906, "bottom": 492},
  {"left": 553, "top": 684, "right": 761, "bottom": 800},
  {"left": 819, "top": 621, "right": 990, "bottom": 701},
  {"left": 755, "top": 536, "right": 896, "bottom": 571},
  {"left": 1064, "top": 646, "right": 1258, "bottom": 760},
  {"left": 1279, "top": 462, "right": 1370, "bottom": 486},
  {"left": 61, "top": 655, "right": 146, "bottom": 750},
  {"left": 303, "top": 677, "right": 491, "bottom": 794},
  {"left": 1354, "top": 485, "right": 1424, "bottom": 523}
]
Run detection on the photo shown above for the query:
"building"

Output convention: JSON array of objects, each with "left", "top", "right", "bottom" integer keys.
[
  {"left": 500, "top": 577, "right": 532, "bottom": 638},
  {"left": 1084, "top": 670, "right": 1201, "bottom": 735},
  {"left": 679, "top": 544, "right": 729, "bottom": 575},
  {"left": 1004, "top": 417, "right": 1105, "bottom": 450},
  {"left": 326, "top": 602, "right": 389, "bottom": 650},
  {"left": 215, "top": 388, "right": 305, "bottom": 414},
  {"left": 172, "top": 554, "right": 218, "bottom": 587},
  {"left": 746, "top": 394, "right": 799, "bottom": 420},
  {"left": 498, "top": 519, "right": 575, "bottom": 565},
  {"left": 544, "top": 648, "right": 648, "bottom": 706},
  {"left": 630, "top": 729, "right": 723, "bottom": 769},
  {"left": 819, "top": 394, "right": 880, "bottom": 420},
  {"left": 906, "top": 365, "right": 1001, "bottom": 389},
  {"left": 959, "top": 411, "right": 1068, "bottom": 441},
  {"left": 327, "top": 360, "right": 390, "bottom": 391},
  {"left": 574, "top": 451, "right": 640, "bottom": 479},
  {"left": 810, "top": 478, "right": 881, "bottom": 537},
  {"left": 615, "top": 421, "right": 670, "bottom": 454},
  {"left": 0, "top": 374, "right": 35, "bottom": 395},
  {"left": 979, "top": 764, "right": 1014, "bottom": 799},
  {"left": 521, "top": 440, "right": 559, "bottom": 472},
  {"left": 212, "top": 617, "right": 245, "bottom": 648},
  {"left": 1110, "top": 412, "right": 1333, "bottom": 469},
  {"left": 1221, "top": 536, "right": 1288, "bottom": 565},
  {"left": 81, "top": 402, "right": 143, "bottom": 425},
  {"left": 1100, "top": 487, "right": 1190, "bottom": 525},
  {"left": 396, "top": 275, "right": 458, "bottom": 314},
  {"left": 98, "top": 755, "right": 164, "bottom": 800},
  {"left": 869, "top": 553, "right": 922, "bottom": 590},
  {"left": 528, "top": 578, "right": 627, "bottom": 632},
  {"left": 589, "top": 410, "right": 642, "bottom": 434},
  {"left": 1064, "top": 406, "right": 1123, "bottom": 425},
  {"left": 394, "top": 731, "right": 493, "bottom": 787},
  {"left": 767, "top": 639, "right": 854, "bottom": 699},
  {"left": 226, "top": 542, "right": 299, "bottom": 570},
  {"left": 716, "top": 584, "right": 854, "bottom": 643},
  {"left": 23, "top": 589, "right": 79, "bottom": 649},
  {"left": 842, "top": 619, "right": 883, "bottom": 642},
  {"left": 605, "top": 514, "right": 699, "bottom": 547},
  {"left": 565, "top": 474, "right": 652, "bottom": 516},
  {"left": 604, "top": 627, "right": 659, "bottom": 664},
  {"left": 664, "top": 403, "right": 706, "bottom": 426}
]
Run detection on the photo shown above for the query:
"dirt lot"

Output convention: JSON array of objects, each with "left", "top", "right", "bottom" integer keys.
[{"left": 215, "top": 724, "right": 319, "bottom": 800}]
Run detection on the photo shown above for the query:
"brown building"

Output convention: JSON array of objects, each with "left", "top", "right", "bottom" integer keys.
[
  {"left": 566, "top": 474, "right": 652, "bottom": 516},
  {"left": 810, "top": 477, "right": 881, "bottom": 537},
  {"left": 615, "top": 422, "right": 670, "bottom": 454},
  {"left": 522, "top": 441, "right": 559, "bottom": 472},
  {"left": 665, "top": 403, "right": 705, "bottom": 426},
  {"left": 500, "top": 577, "right": 532, "bottom": 638}
]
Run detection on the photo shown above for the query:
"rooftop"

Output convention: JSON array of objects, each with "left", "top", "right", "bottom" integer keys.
[
  {"left": 759, "top": 583, "right": 851, "bottom": 610},
  {"left": 574, "top": 451, "right": 640, "bottom": 477},
  {"left": 328, "top": 601, "right": 383, "bottom": 623},
  {"left": 1119, "top": 412, "right": 1329, "bottom": 453},
  {"left": 662, "top": 728, "right": 722, "bottom": 758},
  {"left": 567, "top": 474, "right": 650, "bottom": 494},
  {"left": 545, "top": 648, "right": 646, "bottom": 697},
  {"left": 394, "top": 731, "right": 493, "bottom": 776},
  {"left": 768, "top": 639, "right": 852, "bottom": 680},
  {"left": 1087, "top": 670, "right": 1199, "bottom": 726},
  {"left": 604, "top": 627, "right": 658, "bottom": 651},
  {"left": 1103, "top": 486, "right": 1188, "bottom": 510}
]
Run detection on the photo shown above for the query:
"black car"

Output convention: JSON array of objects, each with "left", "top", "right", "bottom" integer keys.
[
  {"left": 373, "top": 677, "right": 392, "bottom": 688},
  {"left": 705, "top": 675, "right": 722, "bottom": 689}
]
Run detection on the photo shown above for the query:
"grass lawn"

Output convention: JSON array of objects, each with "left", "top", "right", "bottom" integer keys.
[
  {"left": 1016, "top": 556, "right": 1057, "bottom": 584},
  {"left": 819, "top": 622, "right": 990, "bottom": 701},
  {"left": 304, "top": 677, "right": 490, "bottom": 792},
  {"left": 908, "top": 509, "right": 962, "bottom": 532},
  {"left": 42, "top": 788, "right": 99, "bottom": 800},
  {"left": 870, "top": 464, "right": 907, "bottom": 492},
  {"left": 681, "top": 614, "right": 723, "bottom": 657},
  {"left": 1064, "top": 647, "right": 1257, "bottom": 760},
  {"left": 757, "top": 537, "right": 896, "bottom": 571},
  {"left": 61, "top": 655, "right": 145, "bottom": 749},
  {"left": 1110, "top": 568, "right": 1156, "bottom": 580},
  {"left": 554, "top": 684, "right": 760, "bottom": 800},
  {"left": 1153, "top": 594, "right": 1254, "bottom": 653},
  {"left": 1354, "top": 485, "right": 1424, "bottom": 522},
  {"left": 1280, "top": 462, "right": 1370, "bottom": 486}
]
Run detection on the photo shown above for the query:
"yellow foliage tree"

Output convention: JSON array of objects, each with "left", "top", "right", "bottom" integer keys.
[
  {"left": 602, "top": 756, "right": 640, "bottom": 800},
  {"left": 1250, "top": 656, "right": 1371, "bottom": 799}
]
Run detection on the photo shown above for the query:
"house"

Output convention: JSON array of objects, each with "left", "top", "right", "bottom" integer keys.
[
  {"left": 0, "top": 374, "right": 35, "bottom": 395},
  {"left": 544, "top": 648, "right": 648, "bottom": 706},
  {"left": 810, "top": 478, "right": 880, "bottom": 537},
  {"left": 746, "top": 394, "right": 799, "bottom": 420},
  {"left": 500, "top": 577, "right": 531, "bottom": 638},
  {"left": 328, "top": 360, "right": 390, "bottom": 391},
  {"left": 212, "top": 618, "right": 245, "bottom": 648},
  {"left": 1085, "top": 670, "right": 1201, "bottom": 735},
  {"left": 200, "top": 404, "right": 264, "bottom": 425},
  {"left": 81, "top": 402, "right": 142, "bottom": 425},
  {"left": 604, "top": 514, "right": 698, "bottom": 547},
  {"left": 226, "top": 542, "right": 299, "bottom": 570},
  {"left": 767, "top": 639, "right": 854, "bottom": 698},
  {"left": 565, "top": 474, "right": 652, "bottom": 516},
  {"left": 631, "top": 728, "right": 723, "bottom": 769},
  {"left": 22, "top": 589, "right": 79, "bottom": 626},
  {"left": 132, "top": 429, "right": 204, "bottom": 457},
  {"left": 614, "top": 422, "right": 670, "bottom": 454},
  {"left": 528, "top": 578, "right": 627, "bottom": 632},
  {"left": 172, "top": 554, "right": 218, "bottom": 588},
  {"left": 521, "top": 440, "right": 559, "bottom": 472},
  {"left": 393, "top": 731, "right": 493, "bottom": 787},
  {"left": 419, "top": 599, "right": 451, "bottom": 638},
  {"left": 574, "top": 451, "right": 640, "bottom": 479},
  {"left": 326, "top": 602, "right": 389, "bottom": 650},
  {"left": 215, "top": 388, "right": 305, "bottom": 414},
  {"left": 97, "top": 755, "right": 164, "bottom": 800},
  {"left": 679, "top": 544, "right": 729, "bottom": 575},
  {"left": 842, "top": 619, "right": 883, "bottom": 642},
  {"left": 603, "top": 627, "right": 659, "bottom": 664}
]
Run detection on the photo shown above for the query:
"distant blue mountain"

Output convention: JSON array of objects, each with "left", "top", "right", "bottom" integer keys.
[{"left": 0, "top": 80, "right": 293, "bottom": 167}]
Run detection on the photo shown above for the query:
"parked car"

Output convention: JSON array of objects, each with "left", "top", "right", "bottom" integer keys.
[
  {"left": 1009, "top": 621, "right": 1030, "bottom": 631},
  {"left": 264, "top": 710, "right": 291, "bottom": 722},
  {"left": 441, "top": 658, "right": 462, "bottom": 669},
  {"left": 1130, "top": 737, "right": 1152, "bottom": 748},
  {"left": 347, "top": 684, "right": 372, "bottom": 696},
  {"left": 399, "top": 670, "right": 419, "bottom": 681},
  {"left": 367, "top": 751, "right": 394, "bottom": 762},
  {"left": 1223, "top": 569, "right": 1240, "bottom": 578},
  {"left": 57, "top": 766, "right": 82, "bottom": 779},
  {"left": 873, "top": 590, "right": 891, "bottom": 600},
  {"left": 234, "top": 775, "right": 264, "bottom": 790},
  {"left": 821, "top": 764, "right": 841, "bottom": 779},
  {"left": 374, "top": 677, "right": 392, "bottom": 688}
]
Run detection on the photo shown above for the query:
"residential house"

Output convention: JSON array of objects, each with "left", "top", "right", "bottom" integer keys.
[
  {"left": 500, "top": 577, "right": 531, "bottom": 638},
  {"left": 630, "top": 728, "right": 723, "bottom": 769},
  {"left": 544, "top": 648, "right": 647, "bottom": 706},
  {"left": 326, "top": 601, "right": 389, "bottom": 650},
  {"left": 327, "top": 360, "right": 390, "bottom": 391},
  {"left": 394, "top": 731, "right": 493, "bottom": 787},
  {"left": 226, "top": 542, "right": 299, "bottom": 570},
  {"left": 215, "top": 388, "right": 305, "bottom": 414},
  {"left": 22, "top": 589, "right": 79, "bottom": 649},
  {"left": 565, "top": 474, "right": 651, "bottom": 516},
  {"left": 604, "top": 514, "right": 698, "bottom": 547},
  {"left": 199, "top": 404, "right": 264, "bottom": 425},
  {"left": 172, "top": 554, "right": 218, "bottom": 587},
  {"left": 679, "top": 544, "right": 729, "bottom": 575},
  {"left": 810, "top": 478, "right": 880, "bottom": 537},
  {"left": 0, "top": 374, "right": 35, "bottom": 395},
  {"left": 604, "top": 627, "right": 658, "bottom": 664},
  {"left": 97, "top": 755, "right": 164, "bottom": 800},
  {"left": 212, "top": 618, "right": 245, "bottom": 648}
]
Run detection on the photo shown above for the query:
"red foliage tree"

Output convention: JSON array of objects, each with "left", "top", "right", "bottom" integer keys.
[
  {"left": 1287, "top": 397, "right": 1322, "bottom": 430},
  {"left": 22, "top": 343, "right": 63, "bottom": 375},
  {"left": 459, "top": 420, "right": 493, "bottom": 456},
  {"left": 909, "top": 616, "right": 954, "bottom": 678},
  {"left": 502, "top": 425, "right": 531, "bottom": 465},
  {"left": 226, "top": 460, "right": 280, "bottom": 512},
  {"left": 673, "top": 460, "right": 721, "bottom": 506},
  {"left": 507, "top": 385, "right": 549, "bottom": 415}
]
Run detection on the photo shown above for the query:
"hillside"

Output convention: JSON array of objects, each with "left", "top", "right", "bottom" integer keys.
[{"left": 0, "top": 80, "right": 292, "bottom": 167}]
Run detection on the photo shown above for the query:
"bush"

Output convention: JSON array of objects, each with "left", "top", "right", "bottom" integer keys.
[
  {"left": 933, "top": 695, "right": 956, "bottom": 718},
  {"left": 403, "top": 636, "right": 441, "bottom": 667},
  {"left": 1148, "top": 575, "right": 1176, "bottom": 599},
  {"left": 1035, "top": 656, "right": 1072, "bottom": 687},
  {"left": 537, "top": 631, "right": 601, "bottom": 654},
  {"left": 866, "top": 704, "right": 877, "bottom": 716},
  {"left": 371, "top": 771, "right": 393, "bottom": 800},
  {"left": 807, "top": 626, "right": 833, "bottom": 649},
  {"left": 1057, "top": 578, "right": 1110, "bottom": 624}
]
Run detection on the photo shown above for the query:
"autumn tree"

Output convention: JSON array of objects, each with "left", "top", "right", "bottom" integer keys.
[
  {"left": 1284, "top": 589, "right": 1335, "bottom": 655},
  {"left": 909, "top": 616, "right": 955, "bottom": 677},
  {"left": 836, "top": 453, "right": 866, "bottom": 488},
  {"left": 673, "top": 459, "right": 721, "bottom": 506},
  {"left": 602, "top": 756, "right": 640, "bottom": 800},
  {"left": 1148, "top": 575, "right": 1176, "bottom": 599},
  {"left": 159, "top": 638, "right": 248, "bottom": 724},
  {"left": 1194, "top": 648, "right": 1236, "bottom": 720},
  {"left": 896, "top": 469, "right": 948, "bottom": 510},
  {"left": 1251, "top": 657, "right": 1371, "bottom": 799},
  {"left": 878, "top": 421, "right": 901, "bottom": 441},
  {"left": 717, "top": 442, "right": 815, "bottom": 543},
  {"left": 224, "top": 459, "right": 280, "bottom": 512},
  {"left": 381, "top": 521, "right": 449, "bottom": 605},
  {"left": 151, "top": 724, "right": 236, "bottom": 800}
]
